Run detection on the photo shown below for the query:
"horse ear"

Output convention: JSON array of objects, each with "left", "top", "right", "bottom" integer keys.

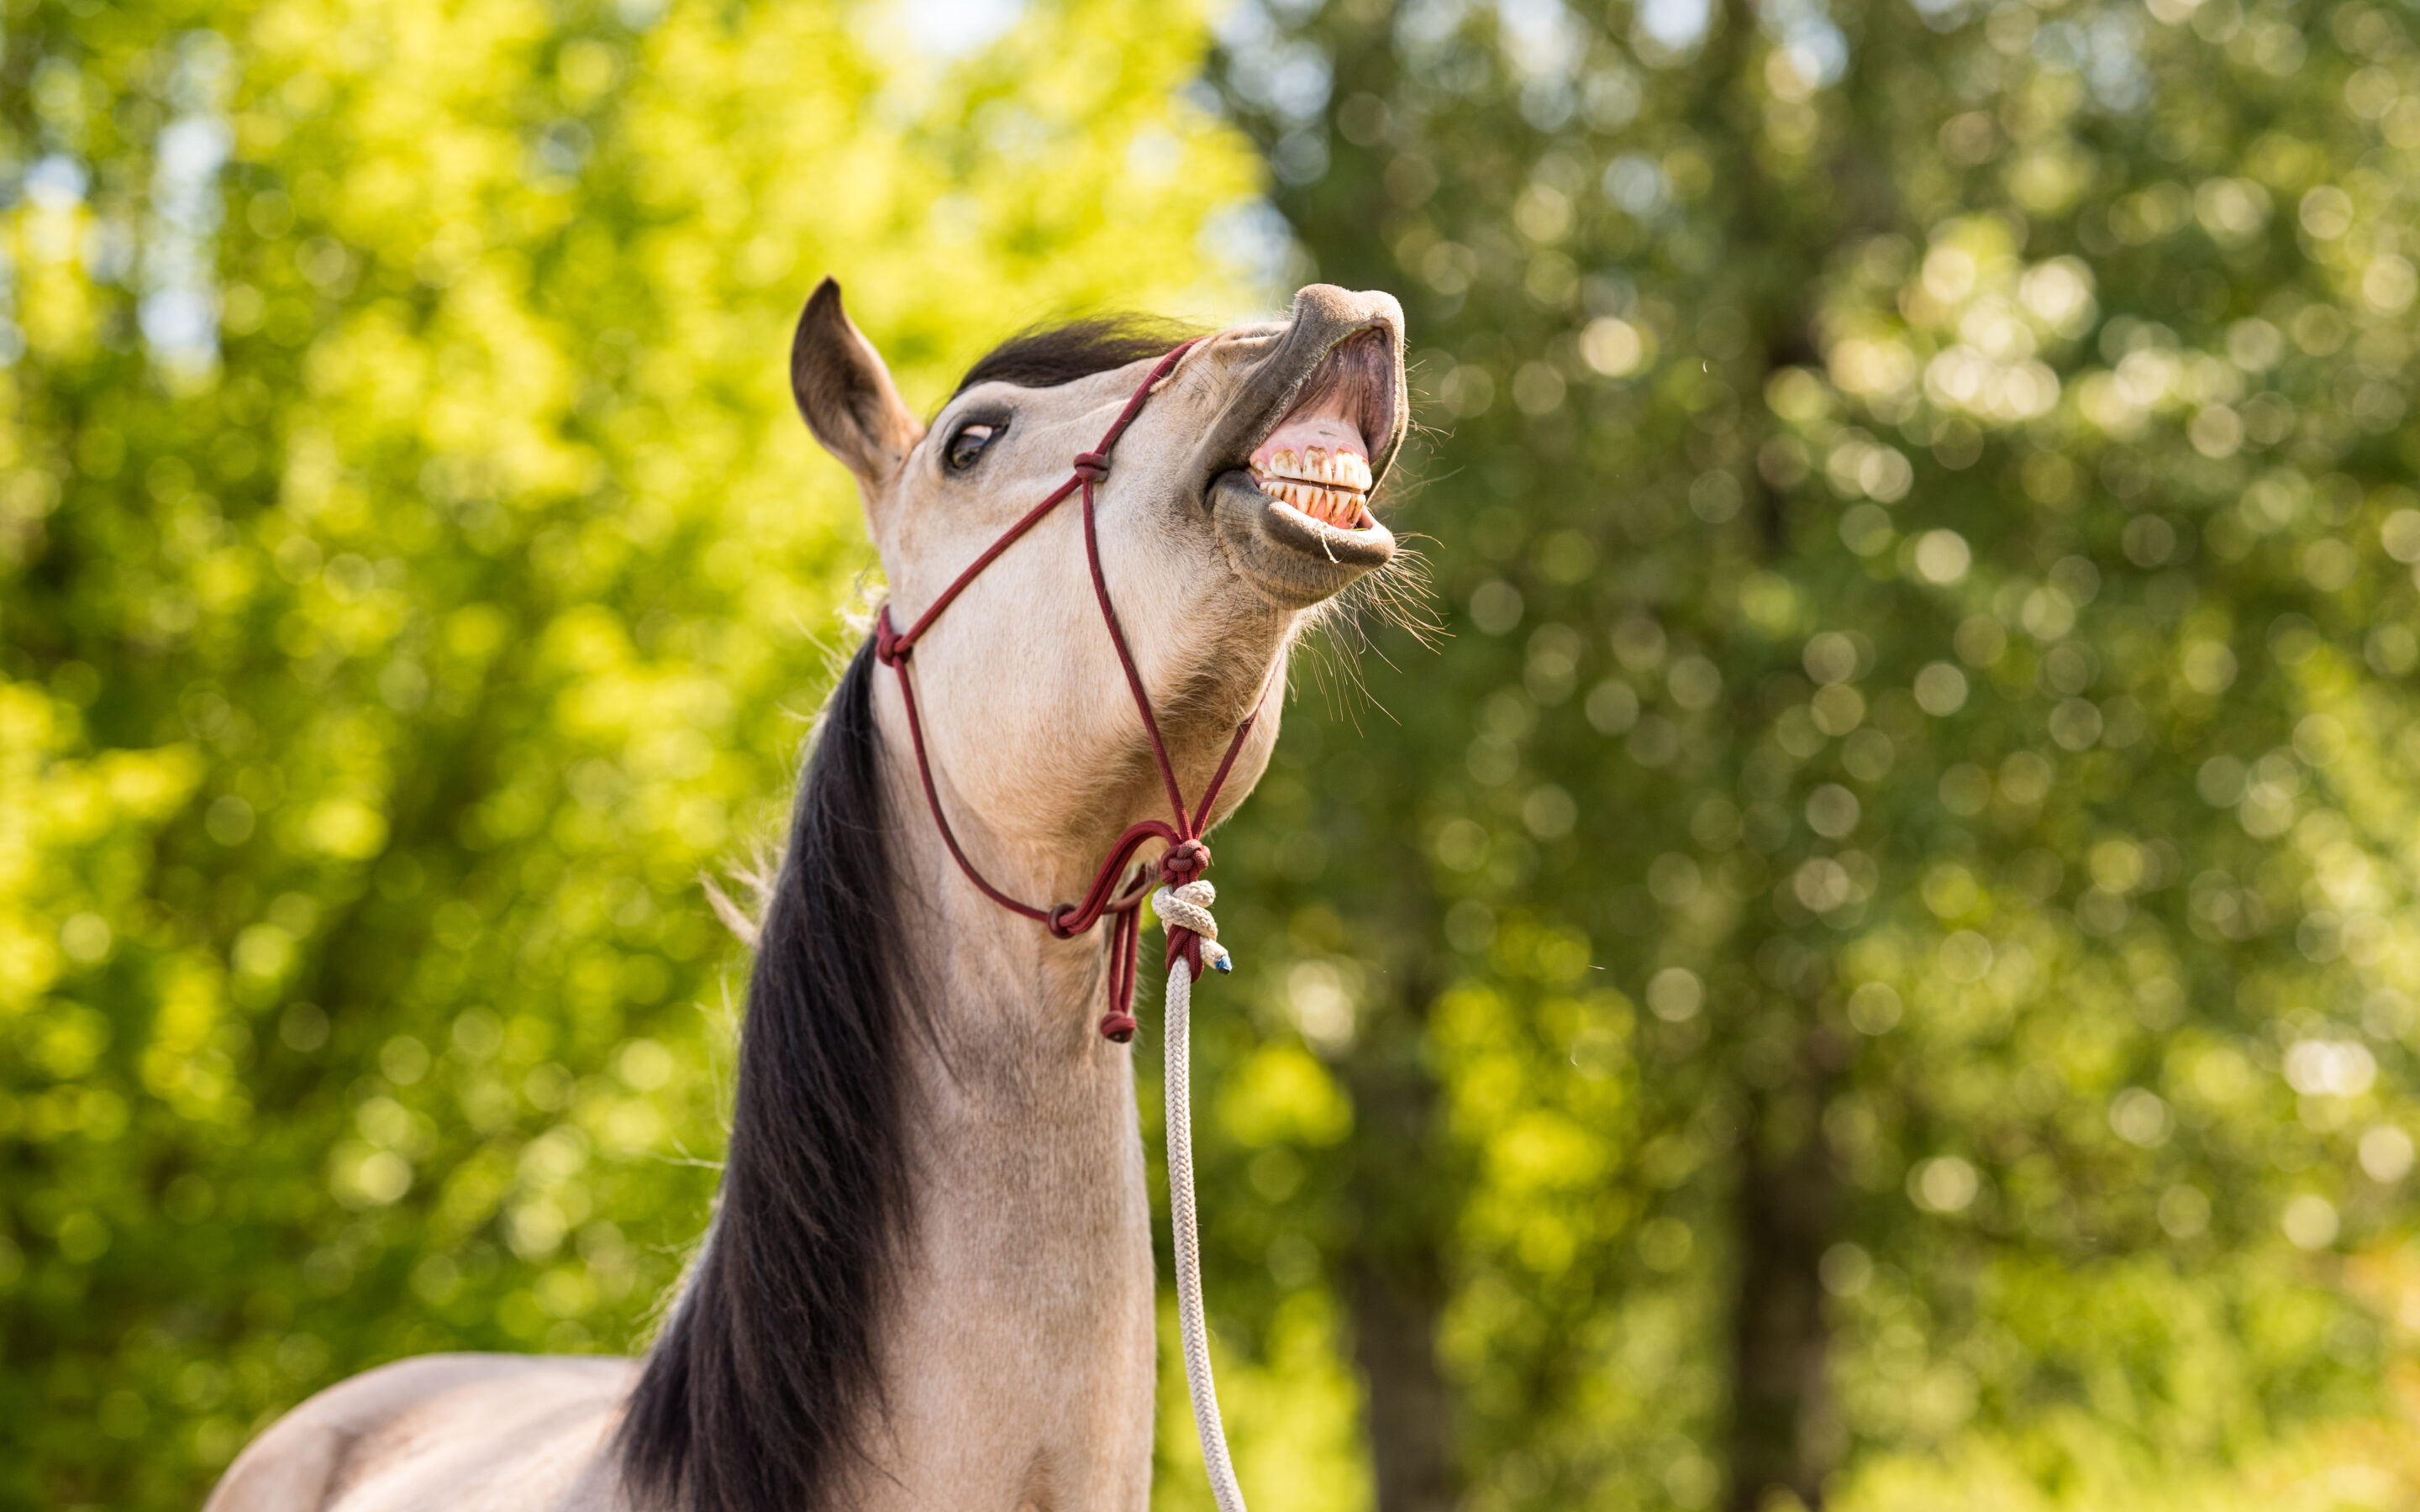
[{"left": 791, "top": 277, "right": 923, "bottom": 491}]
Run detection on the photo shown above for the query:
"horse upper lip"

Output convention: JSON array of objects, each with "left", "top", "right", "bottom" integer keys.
[{"left": 1240, "top": 328, "right": 1395, "bottom": 468}]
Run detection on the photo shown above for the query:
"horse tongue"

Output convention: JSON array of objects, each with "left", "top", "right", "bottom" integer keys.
[{"left": 1249, "top": 397, "right": 1368, "bottom": 475}]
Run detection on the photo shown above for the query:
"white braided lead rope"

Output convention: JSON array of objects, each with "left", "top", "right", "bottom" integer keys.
[{"left": 1150, "top": 879, "right": 1246, "bottom": 1512}]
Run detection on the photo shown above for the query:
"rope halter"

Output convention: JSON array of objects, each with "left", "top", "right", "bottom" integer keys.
[
  {"left": 871, "top": 338, "right": 1265, "bottom": 1512},
  {"left": 870, "top": 339, "right": 1261, "bottom": 1039}
]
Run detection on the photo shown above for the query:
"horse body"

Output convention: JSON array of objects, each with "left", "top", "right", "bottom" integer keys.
[
  {"left": 208, "top": 281, "right": 1407, "bottom": 1512},
  {"left": 201, "top": 1356, "right": 637, "bottom": 1511}
]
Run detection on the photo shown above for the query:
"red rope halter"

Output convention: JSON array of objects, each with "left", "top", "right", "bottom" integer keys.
[{"left": 872, "top": 340, "right": 1265, "bottom": 1042}]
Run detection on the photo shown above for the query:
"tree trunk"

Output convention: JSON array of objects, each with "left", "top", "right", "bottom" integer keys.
[
  {"left": 1345, "top": 1250, "right": 1455, "bottom": 1512},
  {"left": 1341, "top": 1010, "right": 1456, "bottom": 1512},
  {"left": 1723, "top": 1037, "right": 1839, "bottom": 1512}
]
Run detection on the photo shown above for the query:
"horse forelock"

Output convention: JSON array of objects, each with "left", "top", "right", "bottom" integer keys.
[
  {"left": 617, "top": 639, "right": 918, "bottom": 1512},
  {"left": 951, "top": 315, "right": 1203, "bottom": 397}
]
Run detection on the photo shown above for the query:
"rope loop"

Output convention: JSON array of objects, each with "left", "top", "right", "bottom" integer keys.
[{"left": 1071, "top": 450, "right": 1112, "bottom": 483}]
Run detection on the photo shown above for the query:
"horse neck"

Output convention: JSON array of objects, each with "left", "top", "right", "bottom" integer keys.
[
  {"left": 881, "top": 736, "right": 1149, "bottom": 1153},
  {"left": 865, "top": 757, "right": 1160, "bottom": 1498},
  {"left": 890, "top": 858, "right": 1150, "bottom": 1275},
  {"left": 623, "top": 643, "right": 1158, "bottom": 1512}
]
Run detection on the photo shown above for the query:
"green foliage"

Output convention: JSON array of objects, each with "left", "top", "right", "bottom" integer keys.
[
  {"left": 0, "top": 1, "right": 1254, "bottom": 1506},
  {"left": 1202, "top": 0, "right": 2420, "bottom": 1504},
  {"left": 18, "top": 0, "right": 2420, "bottom": 1507}
]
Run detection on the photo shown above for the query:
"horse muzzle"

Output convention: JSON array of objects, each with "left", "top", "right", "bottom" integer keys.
[{"left": 1198, "top": 284, "right": 1409, "bottom": 608}]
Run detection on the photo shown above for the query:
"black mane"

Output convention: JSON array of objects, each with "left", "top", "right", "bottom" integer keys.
[
  {"left": 618, "top": 640, "right": 916, "bottom": 1512},
  {"left": 953, "top": 314, "right": 1202, "bottom": 395}
]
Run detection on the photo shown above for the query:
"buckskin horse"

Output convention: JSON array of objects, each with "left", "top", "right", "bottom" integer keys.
[{"left": 205, "top": 278, "right": 1410, "bottom": 1512}]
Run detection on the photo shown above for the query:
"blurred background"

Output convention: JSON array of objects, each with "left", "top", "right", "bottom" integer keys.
[{"left": 5, "top": 0, "right": 2419, "bottom": 1506}]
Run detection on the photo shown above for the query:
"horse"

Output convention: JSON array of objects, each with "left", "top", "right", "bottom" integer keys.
[{"left": 203, "top": 277, "right": 1411, "bottom": 1512}]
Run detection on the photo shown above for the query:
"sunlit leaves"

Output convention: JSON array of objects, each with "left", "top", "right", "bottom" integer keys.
[
  {"left": 1215, "top": 0, "right": 2420, "bottom": 1497},
  {"left": 0, "top": 0, "right": 1260, "bottom": 1504}
]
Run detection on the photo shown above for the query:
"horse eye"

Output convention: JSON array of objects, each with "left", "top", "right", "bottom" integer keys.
[{"left": 946, "top": 423, "right": 1000, "bottom": 471}]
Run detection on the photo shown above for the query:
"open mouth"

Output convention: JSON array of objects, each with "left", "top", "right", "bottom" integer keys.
[
  {"left": 1245, "top": 328, "right": 1394, "bottom": 533},
  {"left": 1204, "top": 287, "right": 1405, "bottom": 609}
]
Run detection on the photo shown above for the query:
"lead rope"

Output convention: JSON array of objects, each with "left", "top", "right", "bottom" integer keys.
[{"left": 1152, "top": 879, "right": 1246, "bottom": 1512}]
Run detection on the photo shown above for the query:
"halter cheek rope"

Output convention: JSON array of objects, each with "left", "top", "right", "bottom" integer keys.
[{"left": 873, "top": 340, "right": 1257, "bottom": 1511}]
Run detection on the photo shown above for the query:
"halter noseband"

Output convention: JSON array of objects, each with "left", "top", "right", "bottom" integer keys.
[{"left": 871, "top": 339, "right": 1262, "bottom": 1042}]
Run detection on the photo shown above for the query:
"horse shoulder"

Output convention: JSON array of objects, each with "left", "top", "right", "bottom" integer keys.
[{"left": 204, "top": 1353, "right": 644, "bottom": 1512}]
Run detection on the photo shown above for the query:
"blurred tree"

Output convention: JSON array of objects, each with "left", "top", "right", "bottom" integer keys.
[
  {"left": 19, "top": 0, "right": 2420, "bottom": 1508},
  {"left": 0, "top": 1, "right": 1262, "bottom": 1507},
  {"left": 1207, "top": 0, "right": 2420, "bottom": 1506}
]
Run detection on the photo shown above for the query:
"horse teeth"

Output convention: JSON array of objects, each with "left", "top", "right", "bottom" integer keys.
[
  {"left": 1249, "top": 468, "right": 1374, "bottom": 529},
  {"left": 1255, "top": 448, "right": 1372, "bottom": 493}
]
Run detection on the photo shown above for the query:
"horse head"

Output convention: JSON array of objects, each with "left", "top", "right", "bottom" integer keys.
[{"left": 790, "top": 280, "right": 1410, "bottom": 912}]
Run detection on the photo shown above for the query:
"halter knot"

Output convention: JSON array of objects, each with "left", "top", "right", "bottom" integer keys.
[
  {"left": 873, "top": 607, "right": 909, "bottom": 667},
  {"left": 1160, "top": 837, "right": 1212, "bottom": 887},
  {"left": 1071, "top": 451, "right": 1111, "bottom": 483}
]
